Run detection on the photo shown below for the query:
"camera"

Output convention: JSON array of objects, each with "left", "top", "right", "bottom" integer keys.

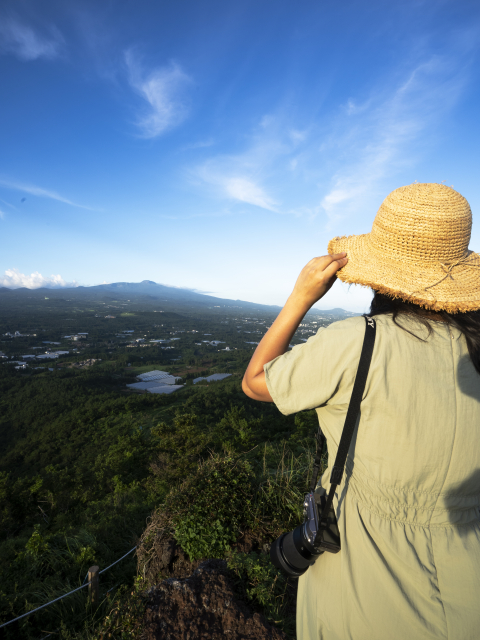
[{"left": 270, "top": 487, "right": 340, "bottom": 577}]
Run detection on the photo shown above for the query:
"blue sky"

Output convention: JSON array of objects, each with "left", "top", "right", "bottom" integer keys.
[{"left": 1, "top": 0, "right": 480, "bottom": 311}]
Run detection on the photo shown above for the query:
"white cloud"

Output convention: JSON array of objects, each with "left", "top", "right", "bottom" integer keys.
[
  {"left": 0, "top": 15, "right": 64, "bottom": 61},
  {"left": 125, "top": 50, "right": 192, "bottom": 138},
  {"left": 320, "top": 53, "right": 469, "bottom": 225},
  {"left": 259, "top": 114, "right": 275, "bottom": 129},
  {"left": 289, "top": 129, "right": 308, "bottom": 144},
  {"left": 0, "top": 178, "right": 95, "bottom": 210},
  {"left": 189, "top": 34, "right": 473, "bottom": 226},
  {"left": 344, "top": 98, "right": 372, "bottom": 116},
  {"left": 0, "top": 268, "right": 78, "bottom": 289},
  {"left": 194, "top": 160, "right": 279, "bottom": 212},
  {"left": 192, "top": 117, "right": 290, "bottom": 212},
  {"left": 224, "top": 177, "right": 278, "bottom": 211}
]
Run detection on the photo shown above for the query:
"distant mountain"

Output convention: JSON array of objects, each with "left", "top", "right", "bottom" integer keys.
[
  {"left": 92, "top": 280, "right": 224, "bottom": 301},
  {"left": 0, "top": 280, "right": 356, "bottom": 316},
  {"left": 311, "top": 307, "right": 358, "bottom": 316}
]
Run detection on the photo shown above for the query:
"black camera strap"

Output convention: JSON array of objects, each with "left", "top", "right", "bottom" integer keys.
[{"left": 316, "top": 315, "right": 376, "bottom": 539}]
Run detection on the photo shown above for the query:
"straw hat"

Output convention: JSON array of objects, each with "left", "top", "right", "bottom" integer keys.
[{"left": 328, "top": 183, "right": 480, "bottom": 313}]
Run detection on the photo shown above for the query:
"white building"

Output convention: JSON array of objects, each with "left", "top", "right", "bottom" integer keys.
[
  {"left": 137, "top": 370, "right": 171, "bottom": 381},
  {"left": 147, "top": 385, "right": 183, "bottom": 395},
  {"left": 193, "top": 373, "right": 232, "bottom": 384},
  {"left": 126, "top": 369, "right": 183, "bottom": 395}
]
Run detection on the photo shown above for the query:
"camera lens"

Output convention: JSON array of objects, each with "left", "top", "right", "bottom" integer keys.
[{"left": 270, "top": 525, "right": 323, "bottom": 577}]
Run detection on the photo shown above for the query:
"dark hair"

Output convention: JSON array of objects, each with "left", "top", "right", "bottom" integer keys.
[{"left": 369, "top": 292, "right": 480, "bottom": 374}]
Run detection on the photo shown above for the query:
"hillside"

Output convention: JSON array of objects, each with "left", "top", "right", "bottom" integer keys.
[
  {"left": 0, "top": 294, "right": 339, "bottom": 638},
  {"left": 0, "top": 279, "right": 357, "bottom": 319}
]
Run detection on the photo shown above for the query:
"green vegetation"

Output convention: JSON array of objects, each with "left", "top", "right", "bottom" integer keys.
[
  {"left": 228, "top": 550, "right": 294, "bottom": 636},
  {"left": 171, "top": 457, "right": 256, "bottom": 560},
  {"left": 0, "top": 295, "right": 337, "bottom": 638}
]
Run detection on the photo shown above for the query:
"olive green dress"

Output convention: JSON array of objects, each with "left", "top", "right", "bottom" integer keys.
[{"left": 264, "top": 314, "right": 480, "bottom": 640}]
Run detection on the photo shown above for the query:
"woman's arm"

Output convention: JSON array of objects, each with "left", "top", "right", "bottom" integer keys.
[{"left": 241, "top": 253, "right": 348, "bottom": 402}]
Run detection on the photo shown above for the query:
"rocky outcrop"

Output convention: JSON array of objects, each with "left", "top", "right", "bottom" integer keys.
[{"left": 142, "top": 559, "right": 287, "bottom": 640}]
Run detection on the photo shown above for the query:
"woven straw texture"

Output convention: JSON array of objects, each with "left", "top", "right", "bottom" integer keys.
[{"left": 328, "top": 183, "right": 480, "bottom": 313}]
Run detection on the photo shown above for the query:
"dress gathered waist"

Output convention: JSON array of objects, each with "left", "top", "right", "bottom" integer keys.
[{"left": 342, "top": 468, "right": 480, "bottom": 527}]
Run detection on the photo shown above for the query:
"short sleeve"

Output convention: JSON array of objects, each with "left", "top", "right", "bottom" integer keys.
[{"left": 264, "top": 316, "right": 367, "bottom": 415}]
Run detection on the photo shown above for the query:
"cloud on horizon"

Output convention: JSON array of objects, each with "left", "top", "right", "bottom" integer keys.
[
  {"left": 125, "top": 50, "right": 192, "bottom": 138},
  {"left": 0, "top": 14, "right": 64, "bottom": 61},
  {"left": 0, "top": 268, "right": 79, "bottom": 289}
]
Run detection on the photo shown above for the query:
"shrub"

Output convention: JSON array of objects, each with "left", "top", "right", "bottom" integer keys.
[{"left": 168, "top": 455, "right": 256, "bottom": 560}]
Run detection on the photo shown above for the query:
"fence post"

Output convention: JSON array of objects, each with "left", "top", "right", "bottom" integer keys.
[{"left": 88, "top": 565, "right": 99, "bottom": 608}]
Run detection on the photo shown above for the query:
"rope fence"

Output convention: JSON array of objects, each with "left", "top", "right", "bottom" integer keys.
[
  {"left": 99, "top": 546, "right": 138, "bottom": 575},
  {"left": 0, "top": 545, "right": 137, "bottom": 631}
]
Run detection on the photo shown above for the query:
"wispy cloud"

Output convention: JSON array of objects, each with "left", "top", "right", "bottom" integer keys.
[
  {"left": 0, "top": 179, "right": 95, "bottom": 210},
  {"left": 320, "top": 53, "right": 470, "bottom": 224},
  {"left": 0, "top": 268, "right": 78, "bottom": 289},
  {"left": 125, "top": 49, "right": 192, "bottom": 138},
  {"left": 192, "top": 121, "right": 289, "bottom": 212},
  {"left": 0, "top": 15, "right": 64, "bottom": 61},
  {"left": 190, "top": 35, "right": 473, "bottom": 224},
  {"left": 0, "top": 197, "right": 16, "bottom": 210},
  {"left": 289, "top": 129, "right": 308, "bottom": 144},
  {"left": 195, "top": 160, "right": 279, "bottom": 212},
  {"left": 224, "top": 177, "right": 278, "bottom": 210},
  {"left": 343, "top": 98, "right": 372, "bottom": 116},
  {"left": 181, "top": 138, "right": 216, "bottom": 151}
]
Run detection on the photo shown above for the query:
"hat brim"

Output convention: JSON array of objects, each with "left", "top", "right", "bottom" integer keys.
[{"left": 328, "top": 234, "right": 480, "bottom": 313}]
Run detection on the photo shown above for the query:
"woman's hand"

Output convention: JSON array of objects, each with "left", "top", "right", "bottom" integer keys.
[
  {"left": 289, "top": 253, "right": 348, "bottom": 313},
  {"left": 242, "top": 253, "right": 348, "bottom": 402}
]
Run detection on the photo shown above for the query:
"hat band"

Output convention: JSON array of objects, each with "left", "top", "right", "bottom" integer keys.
[{"left": 412, "top": 252, "right": 480, "bottom": 300}]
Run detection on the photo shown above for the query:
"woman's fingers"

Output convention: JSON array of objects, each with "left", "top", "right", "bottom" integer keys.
[
  {"left": 291, "top": 253, "right": 348, "bottom": 306},
  {"left": 322, "top": 253, "right": 348, "bottom": 277},
  {"left": 305, "top": 252, "right": 346, "bottom": 271},
  {"left": 304, "top": 253, "right": 347, "bottom": 282}
]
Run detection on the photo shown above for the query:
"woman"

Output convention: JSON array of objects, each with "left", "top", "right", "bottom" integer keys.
[{"left": 242, "top": 183, "right": 480, "bottom": 640}]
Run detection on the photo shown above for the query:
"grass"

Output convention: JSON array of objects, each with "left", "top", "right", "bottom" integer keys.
[{"left": 3, "top": 527, "right": 139, "bottom": 640}]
